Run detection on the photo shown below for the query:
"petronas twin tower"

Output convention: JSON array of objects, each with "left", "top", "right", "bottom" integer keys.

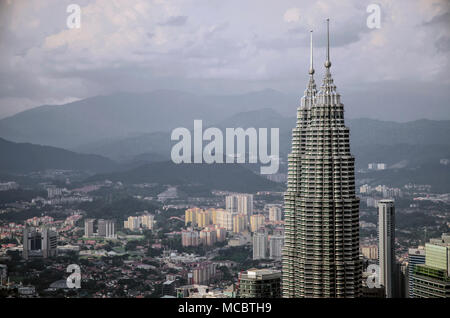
[{"left": 282, "top": 19, "right": 362, "bottom": 298}]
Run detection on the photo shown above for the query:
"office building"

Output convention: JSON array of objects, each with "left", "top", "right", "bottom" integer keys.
[
  {"left": 98, "top": 219, "right": 107, "bottom": 236},
  {"left": 282, "top": 22, "right": 362, "bottom": 297},
  {"left": 407, "top": 247, "right": 425, "bottom": 298},
  {"left": 238, "top": 269, "right": 281, "bottom": 298},
  {"left": 412, "top": 234, "right": 450, "bottom": 298},
  {"left": 41, "top": 228, "right": 57, "bottom": 258},
  {"left": 23, "top": 227, "right": 57, "bottom": 259},
  {"left": 84, "top": 219, "right": 94, "bottom": 238}
]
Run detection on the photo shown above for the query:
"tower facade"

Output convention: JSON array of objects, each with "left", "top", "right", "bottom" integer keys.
[
  {"left": 378, "top": 199, "right": 395, "bottom": 298},
  {"left": 282, "top": 21, "right": 361, "bottom": 298}
]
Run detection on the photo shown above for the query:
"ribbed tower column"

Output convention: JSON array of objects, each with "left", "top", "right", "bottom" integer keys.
[{"left": 282, "top": 30, "right": 317, "bottom": 298}]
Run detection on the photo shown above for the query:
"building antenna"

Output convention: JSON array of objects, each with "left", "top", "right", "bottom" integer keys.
[
  {"left": 309, "top": 30, "right": 315, "bottom": 75},
  {"left": 325, "top": 18, "right": 331, "bottom": 69}
]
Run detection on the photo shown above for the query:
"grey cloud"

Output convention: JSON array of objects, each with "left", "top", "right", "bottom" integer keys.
[
  {"left": 159, "top": 15, "right": 188, "bottom": 26},
  {"left": 0, "top": 0, "right": 449, "bottom": 122}
]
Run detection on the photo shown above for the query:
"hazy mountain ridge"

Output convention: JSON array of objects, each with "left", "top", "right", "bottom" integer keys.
[
  {"left": 87, "top": 161, "right": 283, "bottom": 192},
  {"left": 0, "top": 137, "right": 117, "bottom": 174},
  {"left": 75, "top": 112, "right": 450, "bottom": 170},
  {"left": 1, "top": 89, "right": 448, "bottom": 155},
  {"left": 1, "top": 90, "right": 449, "bottom": 182},
  {"left": 0, "top": 89, "right": 296, "bottom": 149}
]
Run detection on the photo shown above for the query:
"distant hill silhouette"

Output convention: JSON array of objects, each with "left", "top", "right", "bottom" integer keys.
[
  {"left": 0, "top": 138, "right": 117, "bottom": 173},
  {"left": 87, "top": 161, "right": 283, "bottom": 193}
]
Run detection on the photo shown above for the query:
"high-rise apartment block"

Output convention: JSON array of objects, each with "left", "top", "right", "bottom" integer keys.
[
  {"left": 378, "top": 199, "right": 396, "bottom": 298},
  {"left": 233, "top": 214, "right": 247, "bottom": 233},
  {"left": 253, "top": 232, "right": 268, "bottom": 260},
  {"left": 182, "top": 229, "right": 200, "bottom": 247},
  {"left": 269, "top": 235, "right": 284, "bottom": 260},
  {"left": 191, "top": 262, "right": 217, "bottom": 285},
  {"left": 200, "top": 228, "right": 217, "bottom": 246},
  {"left": 268, "top": 205, "right": 282, "bottom": 222},
  {"left": 361, "top": 245, "right": 378, "bottom": 260},
  {"left": 124, "top": 214, "right": 153, "bottom": 231},
  {"left": 250, "top": 214, "right": 265, "bottom": 233},
  {"left": 216, "top": 209, "right": 234, "bottom": 231},
  {"left": 226, "top": 194, "right": 253, "bottom": 218}
]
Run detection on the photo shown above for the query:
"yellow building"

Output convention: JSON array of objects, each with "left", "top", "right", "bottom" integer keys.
[
  {"left": 207, "top": 208, "right": 218, "bottom": 225},
  {"left": 250, "top": 214, "right": 265, "bottom": 232},
  {"left": 215, "top": 209, "right": 233, "bottom": 231},
  {"left": 196, "top": 210, "right": 211, "bottom": 228},
  {"left": 185, "top": 208, "right": 202, "bottom": 226},
  {"left": 361, "top": 245, "right": 378, "bottom": 260},
  {"left": 233, "top": 214, "right": 247, "bottom": 233}
]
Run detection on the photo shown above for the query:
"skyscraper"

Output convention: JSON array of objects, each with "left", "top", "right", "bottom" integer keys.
[
  {"left": 378, "top": 199, "right": 396, "bottom": 298},
  {"left": 282, "top": 20, "right": 361, "bottom": 298},
  {"left": 407, "top": 247, "right": 425, "bottom": 298},
  {"left": 412, "top": 235, "right": 450, "bottom": 298},
  {"left": 253, "top": 232, "right": 268, "bottom": 260}
]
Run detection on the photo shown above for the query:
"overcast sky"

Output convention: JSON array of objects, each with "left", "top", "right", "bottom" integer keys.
[{"left": 0, "top": 0, "right": 449, "bottom": 121}]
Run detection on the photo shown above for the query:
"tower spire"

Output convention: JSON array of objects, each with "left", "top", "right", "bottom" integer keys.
[
  {"left": 325, "top": 18, "right": 331, "bottom": 69},
  {"left": 300, "top": 29, "right": 317, "bottom": 110},
  {"left": 309, "top": 30, "right": 314, "bottom": 75}
]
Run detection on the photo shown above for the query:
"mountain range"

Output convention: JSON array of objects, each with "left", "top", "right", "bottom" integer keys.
[
  {"left": 1, "top": 89, "right": 449, "bottom": 191},
  {"left": 0, "top": 89, "right": 296, "bottom": 149},
  {"left": 87, "top": 161, "right": 282, "bottom": 192},
  {"left": 0, "top": 137, "right": 116, "bottom": 174}
]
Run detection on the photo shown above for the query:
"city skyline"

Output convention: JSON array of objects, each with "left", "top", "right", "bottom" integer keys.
[{"left": 0, "top": 1, "right": 449, "bottom": 303}]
